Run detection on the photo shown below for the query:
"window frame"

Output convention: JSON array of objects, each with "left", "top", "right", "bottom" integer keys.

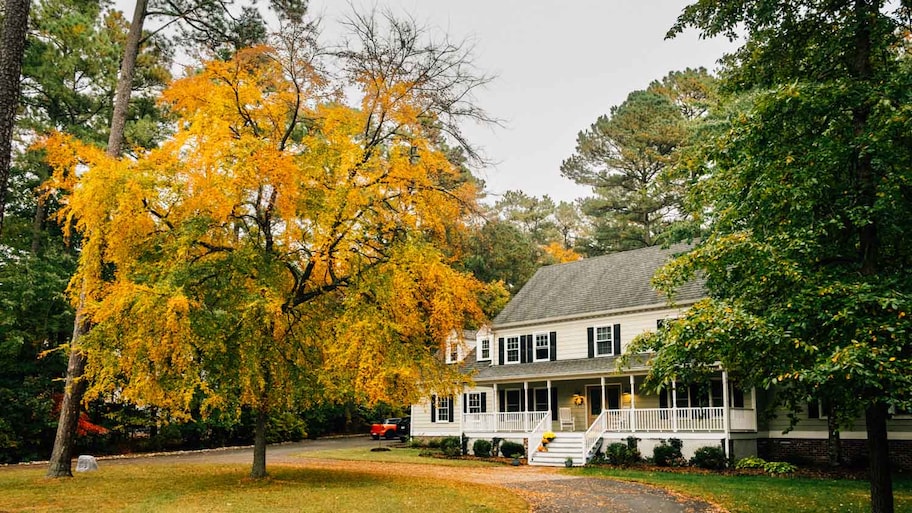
[
  {"left": 478, "top": 337, "right": 491, "bottom": 361},
  {"left": 467, "top": 392, "right": 482, "bottom": 414},
  {"left": 505, "top": 336, "right": 520, "bottom": 364},
  {"left": 533, "top": 332, "right": 550, "bottom": 362},
  {"left": 437, "top": 396, "right": 451, "bottom": 422},
  {"left": 594, "top": 325, "right": 613, "bottom": 356}
]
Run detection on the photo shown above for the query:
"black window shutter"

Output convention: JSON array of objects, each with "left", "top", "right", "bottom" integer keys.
[
  {"left": 519, "top": 335, "right": 528, "bottom": 363},
  {"left": 551, "top": 387, "right": 559, "bottom": 420},
  {"left": 481, "top": 392, "right": 487, "bottom": 412},
  {"left": 498, "top": 337, "right": 504, "bottom": 365},
  {"left": 733, "top": 387, "right": 745, "bottom": 408},
  {"left": 448, "top": 395, "right": 454, "bottom": 422},
  {"left": 526, "top": 335, "right": 533, "bottom": 362},
  {"left": 613, "top": 324, "right": 621, "bottom": 355},
  {"left": 587, "top": 327, "right": 595, "bottom": 358},
  {"left": 527, "top": 389, "right": 534, "bottom": 411},
  {"left": 463, "top": 393, "right": 467, "bottom": 413},
  {"left": 549, "top": 331, "right": 557, "bottom": 361},
  {"left": 808, "top": 401, "right": 820, "bottom": 419},
  {"left": 498, "top": 390, "right": 505, "bottom": 412},
  {"left": 431, "top": 395, "right": 437, "bottom": 422},
  {"left": 659, "top": 389, "right": 668, "bottom": 409}
]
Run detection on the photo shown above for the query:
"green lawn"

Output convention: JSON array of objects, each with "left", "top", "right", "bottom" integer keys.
[
  {"left": 576, "top": 466, "right": 912, "bottom": 513},
  {"left": 297, "top": 446, "right": 502, "bottom": 467},
  {"left": 0, "top": 463, "right": 526, "bottom": 513}
]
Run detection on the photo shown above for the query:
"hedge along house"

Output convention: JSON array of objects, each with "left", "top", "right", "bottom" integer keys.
[{"left": 411, "top": 244, "right": 761, "bottom": 466}]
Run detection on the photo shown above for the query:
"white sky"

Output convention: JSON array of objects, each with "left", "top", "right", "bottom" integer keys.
[{"left": 308, "top": 0, "right": 736, "bottom": 204}]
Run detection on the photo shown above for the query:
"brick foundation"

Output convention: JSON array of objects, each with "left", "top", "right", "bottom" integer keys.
[{"left": 758, "top": 438, "right": 912, "bottom": 471}]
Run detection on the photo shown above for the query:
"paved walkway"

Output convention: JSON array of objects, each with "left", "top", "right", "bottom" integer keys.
[{"left": 91, "top": 437, "right": 723, "bottom": 513}]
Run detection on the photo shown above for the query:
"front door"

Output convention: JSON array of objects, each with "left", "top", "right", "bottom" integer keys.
[{"left": 587, "top": 384, "right": 621, "bottom": 426}]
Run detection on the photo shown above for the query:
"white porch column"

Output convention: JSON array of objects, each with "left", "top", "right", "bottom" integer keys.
[
  {"left": 672, "top": 379, "right": 678, "bottom": 432},
  {"left": 600, "top": 376, "right": 606, "bottom": 411},
  {"left": 722, "top": 370, "right": 731, "bottom": 459},
  {"left": 547, "top": 379, "right": 553, "bottom": 426},
  {"left": 460, "top": 384, "right": 466, "bottom": 433},
  {"left": 493, "top": 383, "right": 499, "bottom": 432},
  {"left": 523, "top": 381, "right": 529, "bottom": 431},
  {"left": 629, "top": 374, "right": 637, "bottom": 433}
]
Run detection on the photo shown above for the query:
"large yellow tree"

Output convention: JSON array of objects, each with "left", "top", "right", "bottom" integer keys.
[{"left": 44, "top": 14, "right": 494, "bottom": 477}]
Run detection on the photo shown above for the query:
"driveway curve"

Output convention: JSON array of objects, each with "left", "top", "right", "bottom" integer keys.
[{"left": 97, "top": 437, "right": 722, "bottom": 513}]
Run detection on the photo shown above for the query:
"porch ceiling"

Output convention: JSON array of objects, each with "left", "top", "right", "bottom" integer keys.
[{"left": 466, "top": 354, "right": 651, "bottom": 383}]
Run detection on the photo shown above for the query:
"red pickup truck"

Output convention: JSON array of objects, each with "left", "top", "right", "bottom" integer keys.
[{"left": 370, "top": 417, "right": 410, "bottom": 441}]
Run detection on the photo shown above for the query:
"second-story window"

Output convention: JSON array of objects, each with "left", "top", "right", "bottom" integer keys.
[
  {"left": 478, "top": 338, "right": 490, "bottom": 361},
  {"left": 506, "top": 336, "right": 520, "bottom": 363},
  {"left": 595, "top": 326, "right": 613, "bottom": 356},
  {"left": 534, "top": 332, "right": 549, "bottom": 361}
]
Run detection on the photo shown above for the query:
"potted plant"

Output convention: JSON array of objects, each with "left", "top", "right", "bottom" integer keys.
[
  {"left": 564, "top": 457, "right": 574, "bottom": 468},
  {"left": 511, "top": 453, "right": 522, "bottom": 466},
  {"left": 538, "top": 430, "right": 557, "bottom": 452}
]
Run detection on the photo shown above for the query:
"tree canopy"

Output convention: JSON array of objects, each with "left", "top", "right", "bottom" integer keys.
[
  {"left": 631, "top": 2, "right": 912, "bottom": 512},
  {"left": 43, "top": 10, "right": 495, "bottom": 478}
]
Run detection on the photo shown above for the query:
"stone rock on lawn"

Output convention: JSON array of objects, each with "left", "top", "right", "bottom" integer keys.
[{"left": 76, "top": 455, "right": 99, "bottom": 472}]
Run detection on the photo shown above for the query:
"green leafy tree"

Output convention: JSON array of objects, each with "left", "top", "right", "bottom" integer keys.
[
  {"left": 462, "top": 219, "right": 543, "bottom": 295},
  {"left": 629, "top": 3, "right": 912, "bottom": 512},
  {"left": 562, "top": 69, "right": 718, "bottom": 255}
]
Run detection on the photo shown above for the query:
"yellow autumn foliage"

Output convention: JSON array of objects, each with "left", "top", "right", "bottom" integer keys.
[{"left": 42, "top": 45, "right": 486, "bottom": 417}]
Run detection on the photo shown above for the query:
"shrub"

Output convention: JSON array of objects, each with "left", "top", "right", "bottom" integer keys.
[
  {"left": 763, "top": 461, "right": 798, "bottom": 475},
  {"left": 473, "top": 439, "right": 492, "bottom": 457},
  {"left": 461, "top": 433, "right": 469, "bottom": 456},
  {"left": 500, "top": 441, "right": 525, "bottom": 458},
  {"left": 427, "top": 438, "right": 441, "bottom": 449},
  {"left": 439, "top": 436, "right": 461, "bottom": 457},
  {"left": 652, "top": 438, "right": 685, "bottom": 467},
  {"left": 605, "top": 442, "right": 640, "bottom": 466},
  {"left": 690, "top": 446, "right": 727, "bottom": 470},
  {"left": 735, "top": 456, "right": 767, "bottom": 470}
]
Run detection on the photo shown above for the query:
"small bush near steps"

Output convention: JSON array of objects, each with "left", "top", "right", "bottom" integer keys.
[{"left": 690, "top": 446, "right": 727, "bottom": 470}]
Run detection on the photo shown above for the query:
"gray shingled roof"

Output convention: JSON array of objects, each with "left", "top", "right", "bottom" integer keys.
[
  {"left": 493, "top": 243, "right": 704, "bottom": 326},
  {"left": 458, "top": 348, "right": 652, "bottom": 382}
]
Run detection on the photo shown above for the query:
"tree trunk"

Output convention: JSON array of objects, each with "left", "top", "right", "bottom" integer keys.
[
  {"left": 0, "top": 0, "right": 30, "bottom": 237},
  {"left": 250, "top": 408, "right": 268, "bottom": 478},
  {"left": 106, "top": 0, "right": 146, "bottom": 157},
  {"left": 826, "top": 404, "right": 842, "bottom": 467},
  {"left": 866, "top": 402, "right": 893, "bottom": 513},
  {"left": 45, "top": 0, "right": 146, "bottom": 477},
  {"left": 45, "top": 343, "right": 88, "bottom": 477}
]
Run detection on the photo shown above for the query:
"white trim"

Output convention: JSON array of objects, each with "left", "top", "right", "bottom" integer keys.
[
  {"left": 593, "top": 325, "right": 614, "bottom": 357},
  {"left": 533, "top": 332, "right": 550, "bottom": 362},
  {"left": 493, "top": 299, "right": 700, "bottom": 330},
  {"left": 505, "top": 336, "right": 520, "bottom": 364},
  {"left": 477, "top": 337, "right": 491, "bottom": 361},
  {"left": 758, "top": 430, "right": 912, "bottom": 441}
]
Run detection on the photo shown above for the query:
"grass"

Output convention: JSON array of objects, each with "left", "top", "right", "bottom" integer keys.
[
  {"left": 0, "top": 463, "right": 527, "bottom": 513},
  {"left": 575, "top": 466, "right": 912, "bottom": 513},
  {"left": 297, "top": 446, "right": 502, "bottom": 467}
]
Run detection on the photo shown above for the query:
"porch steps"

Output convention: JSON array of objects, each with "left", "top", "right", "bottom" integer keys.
[{"left": 529, "top": 434, "right": 585, "bottom": 467}]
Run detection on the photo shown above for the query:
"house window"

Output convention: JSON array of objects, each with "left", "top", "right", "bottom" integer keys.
[
  {"left": 506, "top": 336, "right": 520, "bottom": 363},
  {"left": 808, "top": 398, "right": 832, "bottom": 419},
  {"left": 595, "top": 326, "right": 613, "bottom": 356},
  {"left": 437, "top": 396, "right": 451, "bottom": 422},
  {"left": 505, "top": 390, "right": 521, "bottom": 412},
  {"left": 478, "top": 338, "right": 491, "bottom": 361},
  {"left": 467, "top": 393, "right": 482, "bottom": 413},
  {"left": 534, "top": 333, "right": 550, "bottom": 361},
  {"left": 446, "top": 342, "right": 459, "bottom": 364},
  {"left": 533, "top": 388, "right": 549, "bottom": 411}
]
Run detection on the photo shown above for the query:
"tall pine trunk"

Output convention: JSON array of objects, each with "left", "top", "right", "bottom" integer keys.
[
  {"left": 0, "top": 0, "right": 30, "bottom": 237},
  {"left": 46, "top": 0, "right": 146, "bottom": 477},
  {"left": 866, "top": 402, "right": 893, "bottom": 513},
  {"left": 251, "top": 408, "right": 268, "bottom": 478}
]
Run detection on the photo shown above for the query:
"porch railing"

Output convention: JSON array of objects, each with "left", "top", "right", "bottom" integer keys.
[
  {"left": 629, "top": 407, "right": 725, "bottom": 432},
  {"left": 462, "top": 411, "right": 549, "bottom": 433},
  {"left": 583, "top": 409, "right": 608, "bottom": 463},
  {"left": 527, "top": 413, "right": 552, "bottom": 464}
]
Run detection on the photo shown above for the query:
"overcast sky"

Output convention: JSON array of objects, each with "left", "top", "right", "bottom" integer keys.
[{"left": 310, "top": 0, "right": 736, "bottom": 204}]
